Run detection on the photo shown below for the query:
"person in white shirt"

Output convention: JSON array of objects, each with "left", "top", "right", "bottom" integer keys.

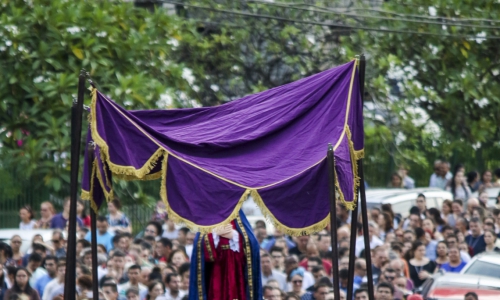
[
  {"left": 157, "top": 273, "right": 185, "bottom": 300},
  {"left": 261, "top": 253, "right": 287, "bottom": 291},
  {"left": 355, "top": 221, "right": 383, "bottom": 257},
  {"left": 118, "top": 265, "right": 148, "bottom": 299},
  {"left": 43, "top": 262, "right": 65, "bottom": 300},
  {"left": 19, "top": 205, "right": 37, "bottom": 230},
  {"left": 162, "top": 218, "right": 179, "bottom": 240},
  {"left": 27, "top": 253, "right": 47, "bottom": 287}
]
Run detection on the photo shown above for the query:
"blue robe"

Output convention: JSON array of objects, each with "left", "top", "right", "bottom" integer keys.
[{"left": 189, "top": 210, "right": 262, "bottom": 300}]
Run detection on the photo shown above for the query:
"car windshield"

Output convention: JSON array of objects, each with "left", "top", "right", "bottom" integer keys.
[{"left": 463, "top": 260, "right": 500, "bottom": 279}]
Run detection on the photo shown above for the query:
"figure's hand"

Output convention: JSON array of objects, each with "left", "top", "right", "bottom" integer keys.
[
  {"left": 220, "top": 230, "right": 234, "bottom": 239},
  {"left": 214, "top": 224, "right": 232, "bottom": 236}
]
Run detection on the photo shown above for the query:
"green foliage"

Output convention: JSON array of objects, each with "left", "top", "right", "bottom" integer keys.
[
  {"left": 0, "top": 0, "right": 191, "bottom": 197},
  {"left": 339, "top": 0, "right": 500, "bottom": 183}
]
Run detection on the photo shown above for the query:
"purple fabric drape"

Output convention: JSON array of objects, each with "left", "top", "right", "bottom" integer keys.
[{"left": 81, "top": 60, "right": 364, "bottom": 235}]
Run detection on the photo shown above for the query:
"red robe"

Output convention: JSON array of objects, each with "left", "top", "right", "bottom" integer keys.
[{"left": 203, "top": 221, "right": 247, "bottom": 300}]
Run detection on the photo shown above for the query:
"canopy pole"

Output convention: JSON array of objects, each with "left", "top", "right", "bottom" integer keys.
[
  {"left": 327, "top": 144, "right": 340, "bottom": 300},
  {"left": 65, "top": 70, "right": 86, "bottom": 300},
  {"left": 357, "top": 54, "right": 375, "bottom": 300},
  {"left": 346, "top": 196, "right": 359, "bottom": 300},
  {"left": 87, "top": 143, "right": 99, "bottom": 300}
]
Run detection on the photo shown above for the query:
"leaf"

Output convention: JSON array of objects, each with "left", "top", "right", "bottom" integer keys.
[
  {"left": 71, "top": 46, "right": 84, "bottom": 60},
  {"left": 460, "top": 48, "right": 468, "bottom": 58}
]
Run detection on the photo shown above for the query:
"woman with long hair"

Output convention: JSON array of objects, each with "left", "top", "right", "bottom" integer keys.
[
  {"left": 146, "top": 281, "right": 165, "bottom": 300},
  {"left": 426, "top": 208, "right": 446, "bottom": 232},
  {"left": 435, "top": 241, "right": 449, "bottom": 268},
  {"left": 441, "top": 200, "right": 452, "bottom": 221},
  {"left": 408, "top": 241, "right": 436, "bottom": 288},
  {"left": 4, "top": 268, "right": 40, "bottom": 300},
  {"left": 484, "top": 229, "right": 500, "bottom": 253},
  {"left": 77, "top": 200, "right": 91, "bottom": 228},
  {"left": 447, "top": 170, "right": 471, "bottom": 200},
  {"left": 479, "top": 170, "right": 494, "bottom": 190},
  {"left": 19, "top": 205, "right": 36, "bottom": 230},
  {"left": 378, "top": 212, "right": 394, "bottom": 242},
  {"left": 447, "top": 199, "right": 464, "bottom": 227},
  {"left": 422, "top": 218, "right": 442, "bottom": 241},
  {"left": 106, "top": 198, "right": 132, "bottom": 234},
  {"left": 381, "top": 203, "right": 401, "bottom": 229},
  {"left": 36, "top": 202, "right": 55, "bottom": 229},
  {"left": 466, "top": 171, "right": 481, "bottom": 192}
]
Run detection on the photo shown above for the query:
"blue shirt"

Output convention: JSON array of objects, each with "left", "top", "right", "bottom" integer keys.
[
  {"left": 50, "top": 213, "right": 83, "bottom": 229},
  {"left": 466, "top": 235, "right": 486, "bottom": 256},
  {"left": 85, "top": 230, "right": 115, "bottom": 252},
  {"left": 426, "top": 240, "right": 438, "bottom": 261},
  {"left": 440, "top": 261, "right": 467, "bottom": 273},
  {"left": 35, "top": 274, "right": 56, "bottom": 297}
]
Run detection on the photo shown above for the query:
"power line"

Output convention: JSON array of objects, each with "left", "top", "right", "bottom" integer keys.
[
  {"left": 344, "top": 7, "right": 500, "bottom": 24},
  {"left": 160, "top": 1, "right": 500, "bottom": 40},
  {"left": 245, "top": 0, "right": 500, "bottom": 30}
]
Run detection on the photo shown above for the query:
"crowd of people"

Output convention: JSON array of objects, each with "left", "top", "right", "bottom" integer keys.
[{"left": 1, "top": 162, "right": 499, "bottom": 300}]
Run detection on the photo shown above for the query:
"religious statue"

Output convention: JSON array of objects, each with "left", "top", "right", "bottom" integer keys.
[{"left": 189, "top": 211, "right": 262, "bottom": 300}]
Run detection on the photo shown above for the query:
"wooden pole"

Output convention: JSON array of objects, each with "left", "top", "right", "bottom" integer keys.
[
  {"left": 357, "top": 54, "right": 375, "bottom": 300},
  {"left": 346, "top": 197, "right": 359, "bottom": 300},
  {"left": 327, "top": 144, "right": 340, "bottom": 300},
  {"left": 65, "top": 70, "right": 86, "bottom": 300},
  {"left": 87, "top": 144, "right": 99, "bottom": 300}
]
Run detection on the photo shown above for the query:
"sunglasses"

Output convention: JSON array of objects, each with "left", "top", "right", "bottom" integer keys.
[{"left": 292, "top": 280, "right": 302, "bottom": 284}]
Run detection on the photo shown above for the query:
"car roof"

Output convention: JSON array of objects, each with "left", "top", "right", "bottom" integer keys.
[
  {"left": 472, "top": 187, "right": 500, "bottom": 198},
  {"left": 0, "top": 229, "right": 54, "bottom": 241},
  {"left": 365, "top": 188, "right": 452, "bottom": 204},
  {"left": 434, "top": 273, "right": 500, "bottom": 288},
  {"left": 475, "top": 252, "right": 500, "bottom": 264}
]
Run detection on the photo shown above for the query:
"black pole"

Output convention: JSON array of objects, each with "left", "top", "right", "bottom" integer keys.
[
  {"left": 346, "top": 198, "right": 359, "bottom": 300},
  {"left": 87, "top": 144, "right": 99, "bottom": 300},
  {"left": 65, "top": 70, "right": 86, "bottom": 300},
  {"left": 357, "top": 54, "right": 375, "bottom": 300},
  {"left": 327, "top": 144, "right": 340, "bottom": 300}
]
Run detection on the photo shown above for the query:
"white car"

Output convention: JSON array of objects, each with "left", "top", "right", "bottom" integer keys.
[
  {"left": 0, "top": 229, "right": 55, "bottom": 254},
  {"left": 471, "top": 187, "right": 500, "bottom": 207},
  {"left": 365, "top": 188, "right": 453, "bottom": 218},
  {"left": 460, "top": 252, "right": 500, "bottom": 279}
]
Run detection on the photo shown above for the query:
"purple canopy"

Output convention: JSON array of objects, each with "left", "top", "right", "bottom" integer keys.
[{"left": 81, "top": 59, "right": 364, "bottom": 235}]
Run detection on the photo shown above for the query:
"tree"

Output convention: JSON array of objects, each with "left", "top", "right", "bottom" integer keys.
[
  {"left": 341, "top": 0, "right": 500, "bottom": 176},
  {"left": 0, "top": 0, "right": 191, "bottom": 197}
]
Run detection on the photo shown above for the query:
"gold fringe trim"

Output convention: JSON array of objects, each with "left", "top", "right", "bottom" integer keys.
[
  {"left": 81, "top": 158, "right": 100, "bottom": 213},
  {"left": 114, "top": 172, "right": 162, "bottom": 181},
  {"left": 95, "top": 158, "right": 114, "bottom": 201},
  {"left": 81, "top": 190, "right": 90, "bottom": 200},
  {"left": 160, "top": 152, "right": 250, "bottom": 234},
  {"left": 353, "top": 149, "right": 365, "bottom": 161},
  {"left": 250, "top": 189, "right": 330, "bottom": 236},
  {"left": 196, "top": 235, "right": 203, "bottom": 300},
  {"left": 89, "top": 87, "right": 164, "bottom": 181},
  {"left": 236, "top": 216, "right": 254, "bottom": 300}
]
